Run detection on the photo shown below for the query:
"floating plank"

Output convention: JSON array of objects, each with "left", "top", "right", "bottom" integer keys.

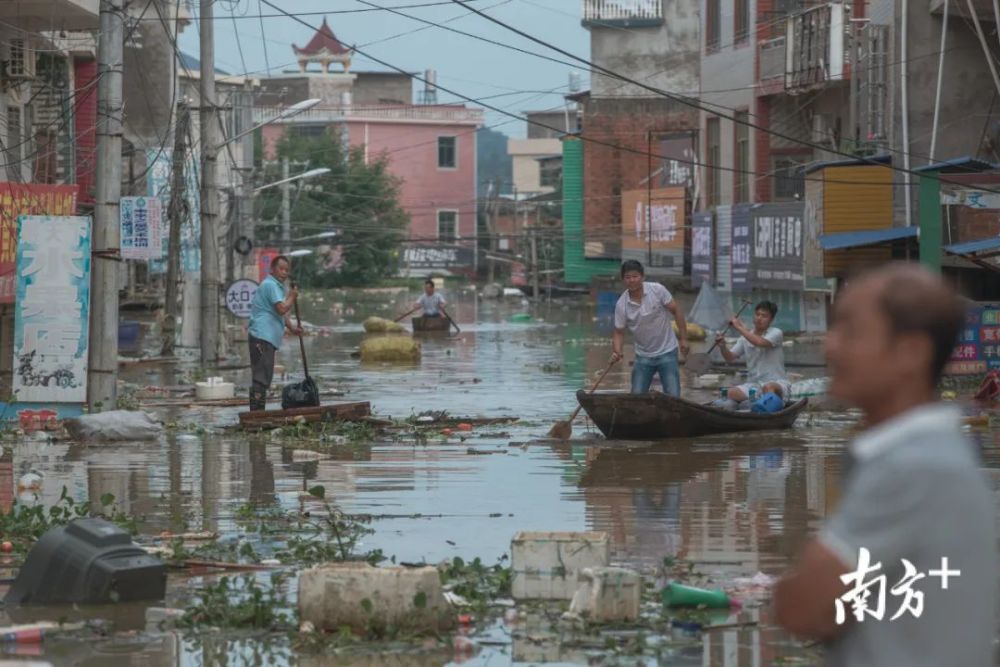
[{"left": 238, "top": 401, "right": 371, "bottom": 429}]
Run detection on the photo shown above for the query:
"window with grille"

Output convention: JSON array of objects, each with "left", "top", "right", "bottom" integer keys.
[
  {"left": 6, "top": 106, "right": 21, "bottom": 182},
  {"left": 437, "top": 136, "right": 456, "bottom": 169},
  {"left": 773, "top": 157, "right": 806, "bottom": 200},
  {"left": 437, "top": 210, "right": 458, "bottom": 241},
  {"left": 7, "top": 40, "right": 33, "bottom": 78},
  {"left": 735, "top": 0, "right": 750, "bottom": 45},
  {"left": 706, "top": 0, "right": 721, "bottom": 51},
  {"left": 734, "top": 111, "right": 750, "bottom": 202},
  {"left": 539, "top": 159, "right": 561, "bottom": 188},
  {"left": 706, "top": 117, "right": 720, "bottom": 206}
]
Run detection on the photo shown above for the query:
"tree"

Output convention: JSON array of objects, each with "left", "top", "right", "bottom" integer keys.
[{"left": 255, "top": 127, "right": 410, "bottom": 287}]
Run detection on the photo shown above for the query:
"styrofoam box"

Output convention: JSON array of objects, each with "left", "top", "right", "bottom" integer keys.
[{"left": 511, "top": 531, "right": 610, "bottom": 600}]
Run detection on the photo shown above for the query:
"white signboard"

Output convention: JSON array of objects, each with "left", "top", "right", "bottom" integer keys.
[
  {"left": 120, "top": 196, "right": 162, "bottom": 260},
  {"left": 226, "top": 279, "right": 258, "bottom": 319},
  {"left": 12, "top": 215, "right": 91, "bottom": 403}
]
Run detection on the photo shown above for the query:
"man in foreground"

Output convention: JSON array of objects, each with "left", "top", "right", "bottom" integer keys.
[
  {"left": 611, "top": 260, "right": 689, "bottom": 396},
  {"left": 773, "top": 263, "right": 996, "bottom": 666},
  {"left": 248, "top": 255, "right": 303, "bottom": 411},
  {"left": 415, "top": 279, "right": 446, "bottom": 318},
  {"left": 716, "top": 300, "right": 790, "bottom": 404}
]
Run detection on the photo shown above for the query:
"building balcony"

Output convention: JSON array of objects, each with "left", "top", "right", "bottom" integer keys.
[
  {"left": 254, "top": 104, "right": 484, "bottom": 127},
  {"left": 0, "top": 0, "right": 99, "bottom": 30},
  {"left": 757, "top": 3, "right": 851, "bottom": 94},
  {"left": 581, "top": 0, "right": 664, "bottom": 27}
]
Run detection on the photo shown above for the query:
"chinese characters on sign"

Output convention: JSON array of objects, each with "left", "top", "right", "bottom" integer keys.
[
  {"left": 731, "top": 204, "right": 753, "bottom": 292},
  {"left": 690, "top": 211, "right": 713, "bottom": 289},
  {"left": 0, "top": 183, "right": 79, "bottom": 304},
  {"left": 836, "top": 548, "right": 961, "bottom": 624},
  {"left": 946, "top": 303, "right": 1000, "bottom": 375},
  {"left": 750, "top": 203, "right": 804, "bottom": 290},
  {"left": 620, "top": 186, "right": 687, "bottom": 272},
  {"left": 146, "top": 149, "right": 201, "bottom": 274},
  {"left": 401, "top": 245, "right": 474, "bottom": 272},
  {"left": 120, "top": 197, "right": 163, "bottom": 260},
  {"left": 255, "top": 248, "right": 280, "bottom": 283},
  {"left": 12, "top": 216, "right": 91, "bottom": 403},
  {"left": 225, "top": 279, "right": 258, "bottom": 319}
]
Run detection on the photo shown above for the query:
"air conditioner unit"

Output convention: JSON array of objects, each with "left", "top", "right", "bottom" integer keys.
[{"left": 6, "top": 39, "right": 36, "bottom": 80}]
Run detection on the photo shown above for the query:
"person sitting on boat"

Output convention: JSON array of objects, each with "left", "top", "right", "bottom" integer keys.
[
  {"left": 610, "top": 259, "right": 690, "bottom": 396},
  {"left": 416, "top": 279, "right": 446, "bottom": 318},
  {"left": 716, "top": 300, "right": 791, "bottom": 404},
  {"left": 248, "top": 255, "right": 303, "bottom": 411}
]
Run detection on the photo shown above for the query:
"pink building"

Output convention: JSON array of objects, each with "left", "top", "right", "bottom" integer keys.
[{"left": 258, "top": 19, "right": 484, "bottom": 276}]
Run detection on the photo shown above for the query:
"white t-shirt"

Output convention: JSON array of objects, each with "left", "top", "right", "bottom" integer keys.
[
  {"left": 418, "top": 292, "right": 445, "bottom": 315},
  {"left": 614, "top": 282, "right": 678, "bottom": 357},
  {"left": 730, "top": 326, "right": 786, "bottom": 384}
]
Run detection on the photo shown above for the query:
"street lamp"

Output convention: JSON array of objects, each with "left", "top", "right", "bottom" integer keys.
[
  {"left": 254, "top": 167, "right": 331, "bottom": 193},
  {"left": 223, "top": 98, "right": 322, "bottom": 148}
]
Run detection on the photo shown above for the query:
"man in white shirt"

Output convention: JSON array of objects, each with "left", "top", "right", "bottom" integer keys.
[
  {"left": 773, "top": 263, "right": 996, "bottom": 666},
  {"left": 611, "top": 260, "right": 689, "bottom": 396},
  {"left": 716, "top": 300, "right": 791, "bottom": 402},
  {"left": 416, "top": 279, "right": 446, "bottom": 318}
]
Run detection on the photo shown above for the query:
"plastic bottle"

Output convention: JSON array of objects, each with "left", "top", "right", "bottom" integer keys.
[
  {"left": 720, "top": 387, "right": 728, "bottom": 400},
  {"left": 748, "top": 388, "right": 757, "bottom": 402},
  {"left": 661, "top": 582, "right": 735, "bottom": 609}
]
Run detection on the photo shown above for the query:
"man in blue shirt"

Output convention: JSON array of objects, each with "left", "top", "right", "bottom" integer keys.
[{"left": 248, "top": 255, "right": 302, "bottom": 410}]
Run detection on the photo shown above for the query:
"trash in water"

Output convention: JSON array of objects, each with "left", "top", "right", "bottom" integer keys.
[{"left": 661, "top": 582, "right": 736, "bottom": 609}]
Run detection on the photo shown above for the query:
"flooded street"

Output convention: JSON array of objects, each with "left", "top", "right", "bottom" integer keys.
[{"left": 3, "top": 287, "right": 998, "bottom": 666}]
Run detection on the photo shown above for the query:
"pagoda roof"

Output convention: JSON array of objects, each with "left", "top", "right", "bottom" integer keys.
[{"left": 293, "top": 18, "right": 351, "bottom": 57}]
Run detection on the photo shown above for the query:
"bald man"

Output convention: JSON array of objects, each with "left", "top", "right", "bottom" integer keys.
[{"left": 773, "top": 264, "right": 996, "bottom": 666}]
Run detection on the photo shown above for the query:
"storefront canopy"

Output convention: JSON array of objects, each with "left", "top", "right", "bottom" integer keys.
[{"left": 817, "top": 227, "right": 918, "bottom": 251}]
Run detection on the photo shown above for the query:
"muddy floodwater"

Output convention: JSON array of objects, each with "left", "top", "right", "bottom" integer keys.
[{"left": 3, "top": 287, "right": 999, "bottom": 666}]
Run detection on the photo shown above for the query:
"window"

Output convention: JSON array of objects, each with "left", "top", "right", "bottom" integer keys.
[
  {"left": 437, "top": 136, "right": 457, "bottom": 169},
  {"left": 437, "top": 210, "right": 458, "bottom": 241},
  {"left": 539, "top": 159, "right": 562, "bottom": 188},
  {"left": 773, "top": 156, "right": 806, "bottom": 200},
  {"left": 6, "top": 106, "right": 21, "bottom": 182},
  {"left": 706, "top": 0, "right": 720, "bottom": 51},
  {"left": 734, "top": 0, "right": 750, "bottom": 45},
  {"left": 706, "top": 117, "right": 720, "bottom": 206},
  {"left": 734, "top": 111, "right": 750, "bottom": 203}
]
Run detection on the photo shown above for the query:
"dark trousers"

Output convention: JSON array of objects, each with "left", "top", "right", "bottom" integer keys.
[{"left": 249, "top": 335, "right": 276, "bottom": 411}]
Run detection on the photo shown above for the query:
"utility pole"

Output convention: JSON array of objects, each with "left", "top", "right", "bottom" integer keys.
[
  {"left": 280, "top": 157, "right": 291, "bottom": 253},
  {"left": 199, "top": 0, "right": 220, "bottom": 365},
  {"left": 162, "top": 101, "right": 189, "bottom": 356},
  {"left": 87, "top": 0, "right": 124, "bottom": 410},
  {"left": 530, "top": 216, "right": 539, "bottom": 300}
]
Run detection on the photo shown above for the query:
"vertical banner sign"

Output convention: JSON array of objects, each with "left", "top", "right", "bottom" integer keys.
[
  {"left": 120, "top": 196, "right": 163, "bottom": 260},
  {"left": 12, "top": 216, "right": 91, "bottom": 403},
  {"left": 690, "top": 211, "right": 714, "bottom": 288},
  {"left": 255, "top": 247, "right": 280, "bottom": 282},
  {"left": 946, "top": 303, "right": 1000, "bottom": 375},
  {"left": 145, "top": 149, "right": 201, "bottom": 274},
  {"left": 751, "top": 202, "right": 805, "bottom": 289},
  {"left": 731, "top": 203, "right": 753, "bottom": 292},
  {"left": 0, "top": 183, "right": 79, "bottom": 303}
]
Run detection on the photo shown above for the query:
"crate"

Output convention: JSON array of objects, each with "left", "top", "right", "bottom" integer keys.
[{"left": 511, "top": 531, "right": 610, "bottom": 600}]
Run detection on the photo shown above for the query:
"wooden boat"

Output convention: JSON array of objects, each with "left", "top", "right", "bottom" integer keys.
[
  {"left": 412, "top": 316, "right": 450, "bottom": 333},
  {"left": 239, "top": 401, "right": 371, "bottom": 429},
  {"left": 575, "top": 391, "right": 807, "bottom": 440}
]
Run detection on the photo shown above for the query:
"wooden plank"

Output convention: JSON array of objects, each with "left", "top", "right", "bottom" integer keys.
[{"left": 238, "top": 401, "right": 371, "bottom": 428}]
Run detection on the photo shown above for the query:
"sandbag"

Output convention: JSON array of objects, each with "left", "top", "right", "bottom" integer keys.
[
  {"left": 360, "top": 335, "right": 421, "bottom": 363},
  {"left": 282, "top": 376, "right": 320, "bottom": 410},
  {"left": 362, "top": 317, "right": 405, "bottom": 334},
  {"left": 64, "top": 410, "right": 163, "bottom": 442}
]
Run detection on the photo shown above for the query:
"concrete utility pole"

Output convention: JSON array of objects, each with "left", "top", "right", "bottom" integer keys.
[
  {"left": 87, "top": 0, "right": 124, "bottom": 410},
  {"left": 162, "top": 101, "right": 189, "bottom": 356},
  {"left": 280, "top": 157, "right": 291, "bottom": 253},
  {"left": 199, "top": 0, "right": 220, "bottom": 365}
]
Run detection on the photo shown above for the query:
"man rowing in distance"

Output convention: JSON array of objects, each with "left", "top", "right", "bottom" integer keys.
[{"left": 716, "top": 300, "right": 791, "bottom": 405}]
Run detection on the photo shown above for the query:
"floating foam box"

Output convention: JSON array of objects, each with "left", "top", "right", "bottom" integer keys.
[
  {"left": 510, "top": 531, "right": 610, "bottom": 600},
  {"left": 693, "top": 373, "right": 725, "bottom": 389},
  {"left": 568, "top": 566, "right": 642, "bottom": 622}
]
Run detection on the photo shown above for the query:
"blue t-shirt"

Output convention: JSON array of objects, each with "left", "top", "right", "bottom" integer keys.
[{"left": 248, "top": 276, "right": 286, "bottom": 349}]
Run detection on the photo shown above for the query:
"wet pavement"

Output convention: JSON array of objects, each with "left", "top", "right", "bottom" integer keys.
[{"left": 2, "top": 287, "right": 999, "bottom": 666}]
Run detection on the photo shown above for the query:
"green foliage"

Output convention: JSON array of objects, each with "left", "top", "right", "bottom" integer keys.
[
  {"left": 0, "top": 488, "right": 135, "bottom": 556},
  {"left": 179, "top": 573, "right": 294, "bottom": 630},
  {"left": 256, "top": 128, "right": 410, "bottom": 287},
  {"left": 438, "top": 556, "right": 511, "bottom": 613}
]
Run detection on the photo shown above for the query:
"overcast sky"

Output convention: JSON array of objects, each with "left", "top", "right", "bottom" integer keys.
[{"left": 177, "top": 0, "right": 591, "bottom": 138}]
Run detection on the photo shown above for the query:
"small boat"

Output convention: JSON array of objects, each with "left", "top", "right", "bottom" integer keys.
[
  {"left": 575, "top": 391, "right": 807, "bottom": 440},
  {"left": 412, "top": 316, "right": 450, "bottom": 333},
  {"left": 239, "top": 401, "right": 371, "bottom": 429}
]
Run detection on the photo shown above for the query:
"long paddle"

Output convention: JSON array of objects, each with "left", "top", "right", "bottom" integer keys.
[
  {"left": 439, "top": 305, "right": 461, "bottom": 333},
  {"left": 548, "top": 359, "right": 619, "bottom": 441},
  {"left": 685, "top": 299, "right": 753, "bottom": 375},
  {"left": 293, "top": 298, "right": 309, "bottom": 378},
  {"left": 393, "top": 306, "right": 420, "bottom": 323}
]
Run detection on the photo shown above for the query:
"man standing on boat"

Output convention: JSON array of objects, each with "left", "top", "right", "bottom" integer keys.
[
  {"left": 248, "top": 255, "right": 303, "bottom": 411},
  {"left": 610, "top": 260, "right": 689, "bottom": 396},
  {"left": 415, "top": 279, "right": 446, "bottom": 318},
  {"left": 773, "top": 263, "right": 996, "bottom": 666},
  {"left": 716, "top": 300, "right": 790, "bottom": 404}
]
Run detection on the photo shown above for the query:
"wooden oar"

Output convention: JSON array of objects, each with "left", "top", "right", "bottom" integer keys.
[
  {"left": 393, "top": 306, "right": 420, "bottom": 323},
  {"left": 439, "top": 305, "right": 461, "bottom": 333},
  {"left": 685, "top": 299, "right": 753, "bottom": 375},
  {"left": 548, "top": 359, "right": 619, "bottom": 440}
]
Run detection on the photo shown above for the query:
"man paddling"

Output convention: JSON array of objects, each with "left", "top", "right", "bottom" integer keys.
[
  {"left": 248, "top": 255, "right": 303, "bottom": 411},
  {"left": 610, "top": 260, "right": 689, "bottom": 396},
  {"left": 774, "top": 264, "right": 996, "bottom": 666},
  {"left": 716, "top": 300, "right": 790, "bottom": 405},
  {"left": 415, "top": 279, "right": 446, "bottom": 318}
]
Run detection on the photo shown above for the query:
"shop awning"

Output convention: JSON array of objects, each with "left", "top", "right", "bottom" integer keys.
[
  {"left": 943, "top": 237, "right": 1000, "bottom": 257},
  {"left": 818, "top": 227, "right": 919, "bottom": 251}
]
